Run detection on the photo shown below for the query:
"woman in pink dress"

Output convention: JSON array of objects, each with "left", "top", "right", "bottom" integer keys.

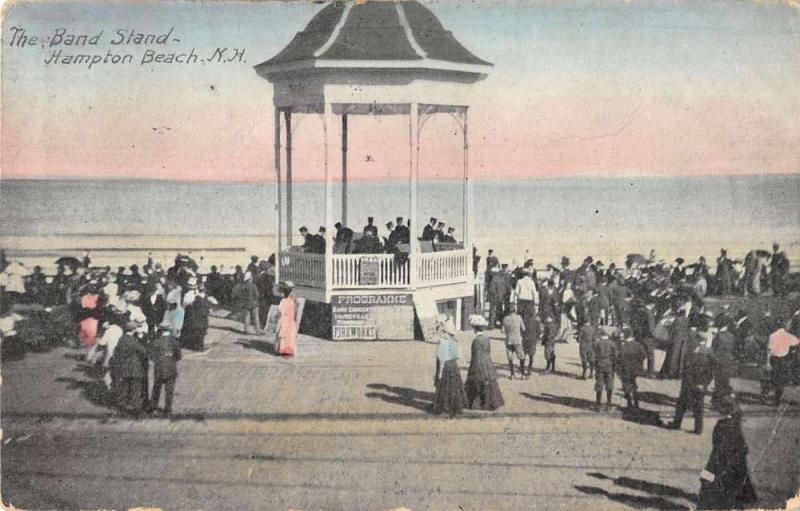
[
  {"left": 77, "top": 285, "right": 100, "bottom": 348},
  {"left": 275, "top": 282, "right": 298, "bottom": 357}
]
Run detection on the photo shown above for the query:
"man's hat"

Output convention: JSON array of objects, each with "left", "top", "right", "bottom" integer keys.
[
  {"left": 676, "top": 258, "right": 685, "bottom": 264},
  {"left": 386, "top": 222, "right": 393, "bottom": 228},
  {"left": 335, "top": 222, "right": 342, "bottom": 228},
  {"left": 396, "top": 216, "right": 403, "bottom": 223},
  {"left": 367, "top": 216, "right": 374, "bottom": 222},
  {"left": 299, "top": 226, "right": 308, "bottom": 232},
  {"left": 468, "top": 314, "right": 488, "bottom": 327},
  {"left": 319, "top": 226, "right": 326, "bottom": 233},
  {"left": 437, "top": 221, "right": 445, "bottom": 227},
  {"left": 430, "top": 217, "right": 437, "bottom": 223},
  {"left": 447, "top": 227, "right": 454, "bottom": 232}
]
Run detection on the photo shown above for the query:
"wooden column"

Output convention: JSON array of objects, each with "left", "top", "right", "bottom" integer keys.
[
  {"left": 341, "top": 113, "right": 348, "bottom": 227},
  {"left": 323, "top": 102, "right": 335, "bottom": 302},
  {"left": 462, "top": 107, "right": 471, "bottom": 286},
  {"left": 274, "top": 108, "right": 282, "bottom": 285},
  {"left": 284, "top": 109, "right": 293, "bottom": 248},
  {"left": 409, "top": 102, "right": 419, "bottom": 290}
]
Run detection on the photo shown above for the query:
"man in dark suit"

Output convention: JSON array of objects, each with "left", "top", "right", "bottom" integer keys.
[
  {"left": 434, "top": 221, "right": 446, "bottom": 242},
  {"left": 629, "top": 298, "right": 657, "bottom": 377},
  {"left": 666, "top": 342, "right": 716, "bottom": 434},
  {"left": 394, "top": 217, "right": 410, "bottom": 244},
  {"left": 334, "top": 222, "right": 354, "bottom": 252},
  {"left": 441, "top": 227, "right": 456, "bottom": 243},
  {"left": 384, "top": 221, "right": 400, "bottom": 253},
  {"left": 311, "top": 226, "right": 327, "bottom": 254},
  {"left": 770, "top": 242, "right": 790, "bottom": 296},
  {"left": 560, "top": 257, "right": 575, "bottom": 288},
  {"left": 485, "top": 250, "right": 499, "bottom": 272},
  {"left": 487, "top": 268, "right": 509, "bottom": 328},
  {"left": 299, "top": 226, "right": 313, "bottom": 252},
  {"left": 711, "top": 314, "right": 736, "bottom": 403},
  {"left": 540, "top": 280, "right": 561, "bottom": 372},
  {"left": 140, "top": 282, "right": 166, "bottom": 336},
  {"left": 421, "top": 218, "right": 437, "bottom": 241},
  {"left": 113, "top": 322, "right": 148, "bottom": 416},
  {"left": 149, "top": 326, "right": 182, "bottom": 416},
  {"left": 362, "top": 217, "right": 378, "bottom": 238}
]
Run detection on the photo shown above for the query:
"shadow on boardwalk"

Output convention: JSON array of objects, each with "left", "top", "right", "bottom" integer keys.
[{"left": 365, "top": 383, "right": 434, "bottom": 412}]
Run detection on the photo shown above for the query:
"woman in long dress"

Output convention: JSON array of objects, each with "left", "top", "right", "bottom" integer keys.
[
  {"left": 698, "top": 396, "right": 757, "bottom": 509},
  {"left": 464, "top": 315, "right": 504, "bottom": 410},
  {"left": 275, "top": 282, "right": 298, "bottom": 357},
  {"left": 77, "top": 283, "right": 100, "bottom": 348},
  {"left": 431, "top": 315, "right": 468, "bottom": 417}
]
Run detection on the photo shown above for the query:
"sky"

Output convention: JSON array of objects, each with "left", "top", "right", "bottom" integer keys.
[{"left": 2, "top": 0, "right": 800, "bottom": 183}]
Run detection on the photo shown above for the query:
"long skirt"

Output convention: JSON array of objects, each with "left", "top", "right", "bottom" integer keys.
[
  {"left": 432, "top": 359, "right": 468, "bottom": 417},
  {"left": 464, "top": 375, "right": 505, "bottom": 410},
  {"left": 277, "top": 330, "right": 297, "bottom": 357},
  {"left": 78, "top": 317, "right": 98, "bottom": 348},
  {"left": 698, "top": 473, "right": 756, "bottom": 509}
]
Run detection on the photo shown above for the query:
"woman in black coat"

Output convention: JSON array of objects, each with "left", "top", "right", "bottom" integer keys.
[{"left": 698, "top": 396, "right": 757, "bottom": 509}]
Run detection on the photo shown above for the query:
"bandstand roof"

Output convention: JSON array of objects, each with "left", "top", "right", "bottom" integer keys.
[{"left": 254, "top": 1, "right": 493, "bottom": 91}]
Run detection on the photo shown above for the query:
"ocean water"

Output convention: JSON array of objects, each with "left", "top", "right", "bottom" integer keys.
[{"left": 1, "top": 175, "right": 798, "bottom": 270}]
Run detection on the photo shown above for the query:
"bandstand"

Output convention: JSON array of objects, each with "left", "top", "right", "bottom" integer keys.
[{"left": 254, "top": 1, "right": 492, "bottom": 340}]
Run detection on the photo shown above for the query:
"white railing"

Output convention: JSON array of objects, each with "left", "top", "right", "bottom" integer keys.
[
  {"left": 417, "top": 249, "right": 469, "bottom": 287},
  {"left": 279, "top": 251, "right": 325, "bottom": 289},
  {"left": 332, "top": 253, "right": 410, "bottom": 289},
  {"left": 280, "top": 249, "right": 469, "bottom": 291}
]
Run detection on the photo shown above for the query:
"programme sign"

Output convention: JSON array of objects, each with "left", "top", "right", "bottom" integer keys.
[{"left": 332, "top": 294, "right": 414, "bottom": 341}]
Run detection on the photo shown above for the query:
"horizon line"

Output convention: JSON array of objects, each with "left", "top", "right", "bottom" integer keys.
[{"left": 2, "top": 171, "right": 798, "bottom": 186}]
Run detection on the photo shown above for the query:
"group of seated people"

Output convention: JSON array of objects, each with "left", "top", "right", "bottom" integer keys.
[{"left": 296, "top": 216, "right": 463, "bottom": 255}]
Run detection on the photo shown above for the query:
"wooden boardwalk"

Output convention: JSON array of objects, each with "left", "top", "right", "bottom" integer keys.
[{"left": 2, "top": 315, "right": 798, "bottom": 510}]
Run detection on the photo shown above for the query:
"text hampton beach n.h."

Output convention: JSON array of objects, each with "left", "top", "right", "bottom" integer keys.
[{"left": 7, "top": 27, "right": 246, "bottom": 69}]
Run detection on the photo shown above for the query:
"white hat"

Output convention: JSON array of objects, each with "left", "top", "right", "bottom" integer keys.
[
  {"left": 468, "top": 314, "right": 488, "bottom": 327},
  {"left": 442, "top": 318, "right": 457, "bottom": 336},
  {"left": 108, "top": 297, "right": 127, "bottom": 313}
]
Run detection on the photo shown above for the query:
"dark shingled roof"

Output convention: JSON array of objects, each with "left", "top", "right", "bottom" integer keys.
[
  {"left": 264, "top": 1, "right": 490, "bottom": 67},
  {"left": 266, "top": 3, "right": 347, "bottom": 65},
  {"left": 322, "top": 2, "right": 420, "bottom": 61},
  {"left": 402, "top": 2, "right": 488, "bottom": 66}
]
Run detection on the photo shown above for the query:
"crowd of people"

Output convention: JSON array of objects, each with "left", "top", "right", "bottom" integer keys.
[
  {"left": 430, "top": 245, "right": 799, "bottom": 508},
  {"left": 297, "top": 215, "right": 462, "bottom": 256},
  {"left": 0, "top": 251, "right": 300, "bottom": 416},
  {"left": 2, "top": 242, "right": 798, "bottom": 508}
]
